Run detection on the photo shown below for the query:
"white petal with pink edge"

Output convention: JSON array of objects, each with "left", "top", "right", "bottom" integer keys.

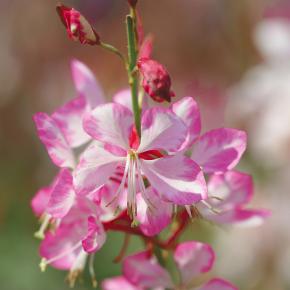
[
  {"left": 33, "top": 112, "right": 75, "bottom": 168},
  {"left": 52, "top": 95, "right": 90, "bottom": 148},
  {"left": 173, "top": 241, "right": 215, "bottom": 285},
  {"left": 123, "top": 251, "right": 173, "bottom": 288},
  {"left": 74, "top": 142, "right": 125, "bottom": 196},
  {"left": 208, "top": 171, "right": 254, "bottom": 208},
  {"left": 70, "top": 59, "right": 104, "bottom": 108},
  {"left": 136, "top": 187, "right": 172, "bottom": 237},
  {"left": 140, "top": 155, "right": 207, "bottom": 205},
  {"left": 171, "top": 96, "right": 201, "bottom": 150},
  {"left": 83, "top": 103, "right": 133, "bottom": 150},
  {"left": 46, "top": 169, "right": 75, "bottom": 219},
  {"left": 138, "top": 108, "right": 188, "bottom": 153},
  {"left": 191, "top": 128, "right": 247, "bottom": 173},
  {"left": 198, "top": 278, "right": 238, "bottom": 290}
]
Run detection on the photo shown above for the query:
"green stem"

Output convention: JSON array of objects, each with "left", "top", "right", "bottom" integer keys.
[
  {"left": 126, "top": 14, "right": 141, "bottom": 136},
  {"left": 100, "top": 41, "right": 127, "bottom": 64}
]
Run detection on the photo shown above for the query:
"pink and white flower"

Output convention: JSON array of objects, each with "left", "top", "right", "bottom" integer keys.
[
  {"left": 39, "top": 198, "right": 105, "bottom": 287},
  {"left": 33, "top": 60, "right": 104, "bottom": 168},
  {"left": 170, "top": 97, "right": 247, "bottom": 174},
  {"left": 102, "top": 241, "right": 237, "bottom": 290},
  {"left": 74, "top": 102, "right": 207, "bottom": 220},
  {"left": 197, "top": 170, "right": 270, "bottom": 226}
]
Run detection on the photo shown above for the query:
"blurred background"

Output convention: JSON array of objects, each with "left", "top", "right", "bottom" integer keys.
[{"left": 0, "top": 0, "right": 289, "bottom": 289}]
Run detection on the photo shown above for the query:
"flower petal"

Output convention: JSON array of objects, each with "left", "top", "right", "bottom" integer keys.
[
  {"left": 74, "top": 142, "right": 124, "bottom": 196},
  {"left": 83, "top": 103, "right": 133, "bottom": 150},
  {"left": 141, "top": 155, "right": 207, "bottom": 205},
  {"left": 137, "top": 187, "right": 172, "bottom": 237},
  {"left": 208, "top": 171, "right": 253, "bottom": 208},
  {"left": 46, "top": 169, "right": 75, "bottom": 219},
  {"left": 171, "top": 96, "right": 201, "bottom": 149},
  {"left": 40, "top": 227, "right": 83, "bottom": 270},
  {"left": 52, "top": 95, "right": 90, "bottom": 148},
  {"left": 123, "top": 251, "right": 173, "bottom": 288},
  {"left": 70, "top": 59, "right": 104, "bottom": 108},
  {"left": 33, "top": 112, "right": 75, "bottom": 168},
  {"left": 191, "top": 128, "right": 247, "bottom": 173},
  {"left": 138, "top": 108, "right": 187, "bottom": 153},
  {"left": 82, "top": 216, "right": 106, "bottom": 253},
  {"left": 173, "top": 241, "right": 215, "bottom": 284},
  {"left": 113, "top": 89, "right": 132, "bottom": 111},
  {"left": 198, "top": 278, "right": 238, "bottom": 290},
  {"left": 31, "top": 187, "right": 51, "bottom": 217},
  {"left": 206, "top": 208, "right": 270, "bottom": 226},
  {"left": 102, "top": 276, "right": 142, "bottom": 290}
]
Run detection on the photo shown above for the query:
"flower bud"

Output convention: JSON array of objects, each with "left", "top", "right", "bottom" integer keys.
[
  {"left": 137, "top": 58, "right": 175, "bottom": 103},
  {"left": 128, "top": 0, "right": 138, "bottom": 7},
  {"left": 56, "top": 4, "right": 100, "bottom": 45}
]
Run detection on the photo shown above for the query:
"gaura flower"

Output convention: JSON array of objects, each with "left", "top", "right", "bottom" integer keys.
[
  {"left": 39, "top": 198, "right": 105, "bottom": 287},
  {"left": 102, "top": 241, "right": 237, "bottom": 290},
  {"left": 74, "top": 102, "right": 207, "bottom": 221},
  {"left": 138, "top": 58, "right": 175, "bottom": 103},
  {"left": 170, "top": 97, "right": 247, "bottom": 173},
  {"left": 33, "top": 60, "right": 104, "bottom": 168},
  {"left": 56, "top": 4, "right": 100, "bottom": 45},
  {"left": 197, "top": 170, "right": 270, "bottom": 225}
]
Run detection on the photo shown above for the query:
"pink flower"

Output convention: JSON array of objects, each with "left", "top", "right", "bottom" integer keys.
[
  {"left": 138, "top": 58, "right": 175, "bottom": 103},
  {"left": 33, "top": 60, "right": 104, "bottom": 168},
  {"left": 102, "top": 241, "right": 237, "bottom": 290},
  {"left": 74, "top": 102, "right": 207, "bottom": 220},
  {"left": 197, "top": 170, "right": 271, "bottom": 226},
  {"left": 56, "top": 4, "right": 100, "bottom": 45},
  {"left": 170, "top": 97, "right": 247, "bottom": 173},
  {"left": 39, "top": 198, "right": 105, "bottom": 287}
]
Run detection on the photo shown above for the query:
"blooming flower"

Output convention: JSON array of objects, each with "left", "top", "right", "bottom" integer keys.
[
  {"left": 56, "top": 4, "right": 100, "bottom": 45},
  {"left": 138, "top": 58, "right": 175, "bottom": 103},
  {"left": 102, "top": 241, "right": 237, "bottom": 290},
  {"left": 33, "top": 59, "right": 104, "bottom": 168},
  {"left": 170, "top": 97, "right": 247, "bottom": 174},
  {"left": 197, "top": 170, "right": 270, "bottom": 225},
  {"left": 74, "top": 102, "right": 207, "bottom": 221},
  {"left": 39, "top": 197, "right": 105, "bottom": 287}
]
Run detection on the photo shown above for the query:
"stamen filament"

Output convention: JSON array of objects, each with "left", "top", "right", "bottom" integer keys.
[{"left": 40, "top": 241, "right": 82, "bottom": 271}]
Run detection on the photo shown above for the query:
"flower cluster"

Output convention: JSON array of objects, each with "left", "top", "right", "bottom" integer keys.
[{"left": 31, "top": 2, "right": 269, "bottom": 289}]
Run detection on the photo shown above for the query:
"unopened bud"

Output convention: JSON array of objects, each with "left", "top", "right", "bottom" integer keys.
[
  {"left": 56, "top": 4, "right": 100, "bottom": 45},
  {"left": 138, "top": 58, "right": 175, "bottom": 103},
  {"left": 128, "top": 0, "right": 138, "bottom": 7}
]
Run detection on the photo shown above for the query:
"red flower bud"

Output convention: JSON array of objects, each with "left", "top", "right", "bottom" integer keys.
[
  {"left": 128, "top": 0, "right": 138, "bottom": 7},
  {"left": 56, "top": 4, "right": 100, "bottom": 45},
  {"left": 137, "top": 58, "right": 175, "bottom": 103}
]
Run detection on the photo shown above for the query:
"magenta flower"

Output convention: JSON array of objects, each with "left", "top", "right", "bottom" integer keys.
[
  {"left": 197, "top": 170, "right": 270, "bottom": 225},
  {"left": 138, "top": 58, "right": 175, "bottom": 103},
  {"left": 102, "top": 241, "right": 237, "bottom": 290},
  {"left": 74, "top": 102, "right": 207, "bottom": 220},
  {"left": 33, "top": 60, "right": 104, "bottom": 168},
  {"left": 56, "top": 4, "right": 100, "bottom": 45}
]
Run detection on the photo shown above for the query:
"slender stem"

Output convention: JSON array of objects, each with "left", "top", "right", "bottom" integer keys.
[
  {"left": 126, "top": 14, "right": 141, "bottom": 136},
  {"left": 100, "top": 41, "right": 127, "bottom": 64}
]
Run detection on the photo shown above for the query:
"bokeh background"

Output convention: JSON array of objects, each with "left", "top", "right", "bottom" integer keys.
[{"left": 0, "top": 0, "right": 289, "bottom": 289}]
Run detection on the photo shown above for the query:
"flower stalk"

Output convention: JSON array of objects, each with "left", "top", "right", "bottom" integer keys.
[{"left": 126, "top": 13, "right": 141, "bottom": 137}]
